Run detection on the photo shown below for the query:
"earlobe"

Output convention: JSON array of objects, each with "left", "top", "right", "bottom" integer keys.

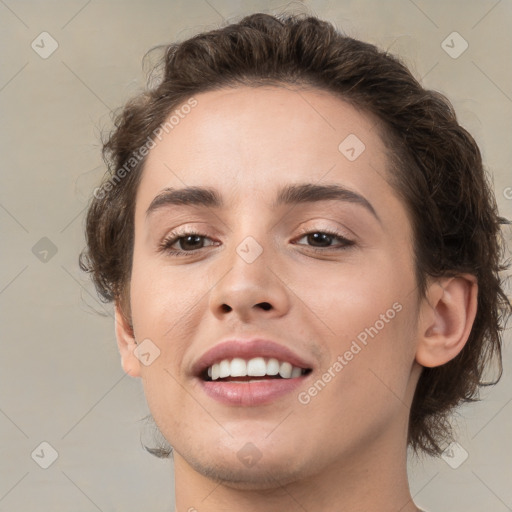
[
  {"left": 415, "top": 275, "right": 478, "bottom": 368},
  {"left": 114, "top": 302, "right": 142, "bottom": 378}
]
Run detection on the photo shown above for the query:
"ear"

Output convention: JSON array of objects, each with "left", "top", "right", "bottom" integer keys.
[
  {"left": 415, "top": 274, "right": 478, "bottom": 368},
  {"left": 114, "top": 302, "right": 142, "bottom": 378}
]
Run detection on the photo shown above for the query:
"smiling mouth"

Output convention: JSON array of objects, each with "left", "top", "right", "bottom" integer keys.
[{"left": 200, "top": 356, "right": 312, "bottom": 382}]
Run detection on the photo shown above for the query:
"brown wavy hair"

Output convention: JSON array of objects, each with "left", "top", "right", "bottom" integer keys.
[{"left": 79, "top": 11, "right": 511, "bottom": 456}]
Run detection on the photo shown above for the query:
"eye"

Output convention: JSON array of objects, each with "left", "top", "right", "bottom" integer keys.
[
  {"left": 293, "top": 229, "right": 355, "bottom": 251},
  {"left": 158, "top": 230, "right": 217, "bottom": 256}
]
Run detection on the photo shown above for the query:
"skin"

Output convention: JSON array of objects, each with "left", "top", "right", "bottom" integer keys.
[{"left": 114, "top": 86, "right": 478, "bottom": 512}]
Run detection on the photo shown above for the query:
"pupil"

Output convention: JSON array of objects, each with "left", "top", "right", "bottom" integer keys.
[
  {"left": 182, "top": 235, "right": 202, "bottom": 250},
  {"left": 309, "top": 233, "right": 331, "bottom": 247}
]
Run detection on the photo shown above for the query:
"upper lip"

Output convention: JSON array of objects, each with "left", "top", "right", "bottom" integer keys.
[{"left": 192, "top": 338, "right": 315, "bottom": 377}]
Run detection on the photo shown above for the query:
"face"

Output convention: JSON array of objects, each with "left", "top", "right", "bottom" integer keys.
[{"left": 124, "top": 86, "right": 423, "bottom": 488}]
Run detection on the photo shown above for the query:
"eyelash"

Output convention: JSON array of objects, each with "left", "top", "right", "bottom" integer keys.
[{"left": 158, "top": 227, "right": 355, "bottom": 257}]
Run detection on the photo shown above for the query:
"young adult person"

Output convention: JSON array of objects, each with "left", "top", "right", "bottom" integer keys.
[{"left": 80, "top": 11, "right": 510, "bottom": 512}]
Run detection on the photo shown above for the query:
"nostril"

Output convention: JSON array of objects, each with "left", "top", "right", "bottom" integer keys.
[{"left": 219, "top": 303, "right": 271, "bottom": 312}]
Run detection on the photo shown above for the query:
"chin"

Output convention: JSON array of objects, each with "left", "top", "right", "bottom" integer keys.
[{"left": 183, "top": 448, "right": 311, "bottom": 490}]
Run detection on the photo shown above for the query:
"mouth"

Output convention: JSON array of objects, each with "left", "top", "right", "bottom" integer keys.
[{"left": 193, "top": 338, "right": 315, "bottom": 406}]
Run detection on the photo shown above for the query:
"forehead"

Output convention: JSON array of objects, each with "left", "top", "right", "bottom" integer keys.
[{"left": 137, "top": 85, "right": 391, "bottom": 210}]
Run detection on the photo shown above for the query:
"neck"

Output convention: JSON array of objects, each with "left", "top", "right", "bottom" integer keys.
[{"left": 173, "top": 422, "right": 419, "bottom": 512}]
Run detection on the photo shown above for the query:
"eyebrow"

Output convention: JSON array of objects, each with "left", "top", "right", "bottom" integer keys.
[{"left": 145, "top": 183, "right": 381, "bottom": 223}]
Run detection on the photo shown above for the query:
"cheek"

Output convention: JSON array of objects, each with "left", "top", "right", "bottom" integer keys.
[
  {"left": 292, "top": 249, "right": 416, "bottom": 394},
  {"left": 129, "top": 260, "right": 196, "bottom": 426},
  {"left": 128, "top": 251, "right": 205, "bottom": 403},
  {"left": 291, "top": 249, "right": 411, "bottom": 337},
  {"left": 297, "top": 300, "right": 416, "bottom": 444},
  {"left": 129, "top": 248, "right": 204, "bottom": 338}
]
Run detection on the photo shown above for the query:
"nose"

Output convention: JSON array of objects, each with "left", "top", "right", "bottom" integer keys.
[{"left": 208, "top": 236, "right": 291, "bottom": 323}]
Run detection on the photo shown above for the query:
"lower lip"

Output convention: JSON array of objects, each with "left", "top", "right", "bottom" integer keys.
[{"left": 198, "top": 376, "right": 309, "bottom": 406}]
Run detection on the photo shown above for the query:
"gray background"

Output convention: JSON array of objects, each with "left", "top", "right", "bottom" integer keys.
[{"left": 1, "top": 0, "right": 511, "bottom": 511}]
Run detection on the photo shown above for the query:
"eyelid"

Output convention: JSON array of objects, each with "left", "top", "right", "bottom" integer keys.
[
  {"left": 157, "top": 227, "right": 218, "bottom": 255},
  {"left": 292, "top": 227, "right": 355, "bottom": 250},
  {"left": 294, "top": 223, "right": 354, "bottom": 241}
]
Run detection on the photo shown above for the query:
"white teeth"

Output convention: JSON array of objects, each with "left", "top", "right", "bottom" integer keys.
[
  {"left": 206, "top": 357, "right": 307, "bottom": 381},
  {"left": 230, "top": 358, "right": 247, "bottom": 377},
  {"left": 219, "top": 359, "right": 231, "bottom": 378},
  {"left": 279, "top": 361, "right": 292, "bottom": 379},
  {"left": 291, "top": 366, "right": 302, "bottom": 378},
  {"left": 266, "top": 358, "right": 280, "bottom": 375},
  {"left": 247, "top": 357, "right": 267, "bottom": 376}
]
